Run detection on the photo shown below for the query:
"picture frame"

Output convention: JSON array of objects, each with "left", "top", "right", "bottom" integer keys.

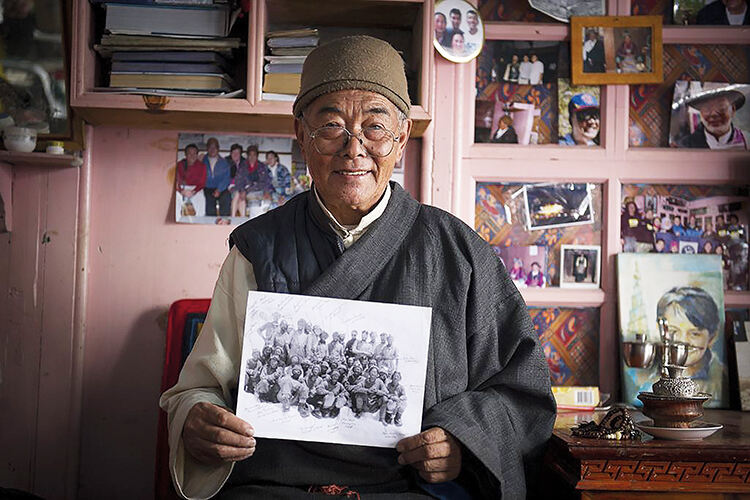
[
  {"left": 570, "top": 16, "right": 663, "bottom": 85},
  {"left": 434, "top": 0, "right": 485, "bottom": 63},
  {"left": 523, "top": 183, "right": 594, "bottom": 231},
  {"left": 560, "top": 244, "right": 601, "bottom": 288}
]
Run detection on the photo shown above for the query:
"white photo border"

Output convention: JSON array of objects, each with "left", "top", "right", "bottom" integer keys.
[{"left": 560, "top": 244, "right": 601, "bottom": 289}]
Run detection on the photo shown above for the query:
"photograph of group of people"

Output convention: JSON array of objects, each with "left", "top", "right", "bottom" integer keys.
[
  {"left": 493, "top": 245, "right": 548, "bottom": 288},
  {"left": 581, "top": 26, "right": 653, "bottom": 74},
  {"left": 237, "top": 292, "right": 431, "bottom": 448},
  {"left": 620, "top": 191, "right": 749, "bottom": 290},
  {"left": 433, "top": 0, "right": 484, "bottom": 62},
  {"left": 670, "top": 81, "right": 750, "bottom": 150},
  {"left": 174, "top": 133, "right": 309, "bottom": 225},
  {"left": 243, "top": 318, "right": 406, "bottom": 425}
]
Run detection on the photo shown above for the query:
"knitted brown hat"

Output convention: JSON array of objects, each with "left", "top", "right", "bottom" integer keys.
[{"left": 292, "top": 35, "right": 411, "bottom": 118}]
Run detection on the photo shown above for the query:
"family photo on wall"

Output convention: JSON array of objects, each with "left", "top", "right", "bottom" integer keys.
[
  {"left": 174, "top": 133, "right": 309, "bottom": 225},
  {"left": 434, "top": 0, "right": 484, "bottom": 63}
]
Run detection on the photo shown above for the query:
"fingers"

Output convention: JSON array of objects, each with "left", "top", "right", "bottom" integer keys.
[
  {"left": 200, "top": 403, "right": 254, "bottom": 437},
  {"left": 183, "top": 403, "right": 256, "bottom": 464},
  {"left": 396, "top": 427, "right": 462, "bottom": 483}
]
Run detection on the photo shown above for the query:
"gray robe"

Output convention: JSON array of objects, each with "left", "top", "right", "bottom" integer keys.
[{"left": 226, "top": 183, "right": 556, "bottom": 498}]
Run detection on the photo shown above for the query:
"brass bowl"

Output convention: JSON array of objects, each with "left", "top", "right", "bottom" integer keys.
[
  {"left": 622, "top": 341, "right": 656, "bottom": 368},
  {"left": 637, "top": 392, "right": 711, "bottom": 428}
]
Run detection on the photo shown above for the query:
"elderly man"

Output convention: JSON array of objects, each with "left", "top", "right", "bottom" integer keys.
[
  {"left": 683, "top": 87, "right": 749, "bottom": 150},
  {"left": 160, "top": 35, "right": 554, "bottom": 499}
]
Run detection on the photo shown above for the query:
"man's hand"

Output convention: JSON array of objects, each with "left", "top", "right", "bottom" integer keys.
[
  {"left": 396, "top": 427, "right": 462, "bottom": 483},
  {"left": 182, "top": 402, "right": 256, "bottom": 465},
  {"left": 180, "top": 188, "right": 195, "bottom": 198}
]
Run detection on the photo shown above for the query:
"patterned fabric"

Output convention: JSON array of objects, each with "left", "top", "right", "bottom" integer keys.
[
  {"left": 629, "top": 45, "right": 750, "bottom": 147},
  {"left": 475, "top": 182, "right": 602, "bottom": 287},
  {"left": 529, "top": 307, "right": 600, "bottom": 386}
]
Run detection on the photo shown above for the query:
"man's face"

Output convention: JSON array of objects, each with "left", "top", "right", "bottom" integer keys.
[
  {"left": 655, "top": 240, "right": 665, "bottom": 252},
  {"left": 185, "top": 147, "right": 198, "bottom": 164},
  {"left": 266, "top": 152, "right": 277, "bottom": 166},
  {"left": 231, "top": 148, "right": 242, "bottom": 162},
  {"left": 248, "top": 150, "right": 258, "bottom": 164},
  {"left": 696, "top": 96, "right": 735, "bottom": 138},
  {"left": 434, "top": 14, "right": 446, "bottom": 34},
  {"left": 512, "top": 55, "right": 518, "bottom": 63},
  {"left": 207, "top": 141, "right": 219, "bottom": 157},
  {"left": 572, "top": 108, "right": 600, "bottom": 143},
  {"left": 450, "top": 12, "right": 461, "bottom": 29},
  {"left": 295, "top": 90, "right": 411, "bottom": 223},
  {"left": 531, "top": 54, "right": 537, "bottom": 62},
  {"left": 467, "top": 13, "right": 478, "bottom": 33}
]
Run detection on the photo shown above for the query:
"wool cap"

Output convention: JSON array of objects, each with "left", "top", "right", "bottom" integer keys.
[{"left": 292, "top": 35, "right": 411, "bottom": 118}]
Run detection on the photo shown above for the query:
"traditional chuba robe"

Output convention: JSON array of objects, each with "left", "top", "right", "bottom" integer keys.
[{"left": 161, "top": 182, "right": 555, "bottom": 499}]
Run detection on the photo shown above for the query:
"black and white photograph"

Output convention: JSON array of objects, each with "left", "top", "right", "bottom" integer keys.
[
  {"left": 669, "top": 81, "right": 750, "bottom": 151},
  {"left": 560, "top": 244, "right": 601, "bottom": 288},
  {"left": 528, "top": 0, "right": 605, "bottom": 23},
  {"left": 434, "top": 0, "right": 484, "bottom": 63},
  {"left": 237, "top": 291, "right": 432, "bottom": 448},
  {"left": 523, "top": 183, "right": 594, "bottom": 231}
]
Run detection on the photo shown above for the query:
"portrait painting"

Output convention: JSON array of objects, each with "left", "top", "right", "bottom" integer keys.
[
  {"left": 174, "top": 133, "right": 308, "bottom": 225},
  {"left": 571, "top": 16, "right": 663, "bottom": 85},
  {"left": 523, "top": 183, "right": 594, "bottom": 231},
  {"left": 237, "top": 291, "right": 432, "bottom": 448},
  {"left": 493, "top": 244, "right": 548, "bottom": 289},
  {"left": 617, "top": 253, "right": 729, "bottom": 408},
  {"left": 669, "top": 81, "right": 750, "bottom": 151},
  {"left": 558, "top": 79, "right": 601, "bottom": 146},
  {"left": 434, "top": 0, "right": 485, "bottom": 63},
  {"left": 560, "top": 244, "right": 601, "bottom": 288}
]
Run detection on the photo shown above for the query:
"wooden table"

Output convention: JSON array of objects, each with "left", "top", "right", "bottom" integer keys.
[{"left": 544, "top": 409, "right": 750, "bottom": 499}]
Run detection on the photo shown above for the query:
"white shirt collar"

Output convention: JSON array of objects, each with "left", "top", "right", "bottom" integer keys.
[
  {"left": 727, "top": 5, "right": 747, "bottom": 24},
  {"left": 704, "top": 125, "right": 733, "bottom": 149},
  {"left": 313, "top": 184, "right": 391, "bottom": 249}
]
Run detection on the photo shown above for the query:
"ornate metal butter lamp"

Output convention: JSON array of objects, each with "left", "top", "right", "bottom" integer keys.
[{"left": 623, "top": 317, "right": 712, "bottom": 428}]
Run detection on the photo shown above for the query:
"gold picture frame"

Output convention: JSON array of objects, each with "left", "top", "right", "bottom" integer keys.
[{"left": 571, "top": 15, "right": 663, "bottom": 85}]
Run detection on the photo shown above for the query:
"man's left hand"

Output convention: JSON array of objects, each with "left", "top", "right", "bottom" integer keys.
[{"left": 396, "top": 427, "right": 462, "bottom": 483}]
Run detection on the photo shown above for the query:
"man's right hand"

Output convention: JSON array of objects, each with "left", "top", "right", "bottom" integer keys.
[{"left": 182, "top": 402, "right": 256, "bottom": 464}]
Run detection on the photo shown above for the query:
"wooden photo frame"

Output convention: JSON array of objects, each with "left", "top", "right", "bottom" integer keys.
[{"left": 571, "top": 16, "right": 663, "bottom": 85}]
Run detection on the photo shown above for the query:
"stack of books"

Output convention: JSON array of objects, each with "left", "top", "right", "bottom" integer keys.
[
  {"left": 262, "top": 28, "right": 319, "bottom": 101},
  {"left": 93, "top": 1, "right": 244, "bottom": 96}
]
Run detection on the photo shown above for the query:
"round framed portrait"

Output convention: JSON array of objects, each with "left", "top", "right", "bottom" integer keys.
[{"left": 433, "top": 0, "right": 485, "bottom": 64}]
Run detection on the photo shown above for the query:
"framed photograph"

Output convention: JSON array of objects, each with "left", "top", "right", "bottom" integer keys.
[
  {"left": 570, "top": 16, "right": 663, "bottom": 85},
  {"left": 434, "top": 0, "right": 485, "bottom": 63},
  {"left": 560, "top": 244, "right": 601, "bottom": 288},
  {"left": 668, "top": 81, "right": 750, "bottom": 151},
  {"left": 523, "top": 183, "right": 594, "bottom": 231},
  {"left": 617, "top": 254, "right": 728, "bottom": 408},
  {"left": 493, "top": 244, "right": 548, "bottom": 289}
]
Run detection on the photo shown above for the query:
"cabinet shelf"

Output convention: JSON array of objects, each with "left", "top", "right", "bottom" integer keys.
[
  {"left": 71, "top": 0, "right": 433, "bottom": 136},
  {"left": 0, "top": 150, "right": 82, "bottom": 168}
]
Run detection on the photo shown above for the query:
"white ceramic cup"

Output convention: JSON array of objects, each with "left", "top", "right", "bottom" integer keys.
[{"left": 3, "top": 126, "right": 38, "bottom": 153}]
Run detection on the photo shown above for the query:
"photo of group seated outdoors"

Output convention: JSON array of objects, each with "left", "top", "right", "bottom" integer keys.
[
  {"left": 236, "top": 292, "right": 432, "bottom": 448},
  {"left": 174, "top": 133, "right": 309, "bottom": 225},
  {"left": 620, "top": 184, "right": 749, "bottom": 290}
]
